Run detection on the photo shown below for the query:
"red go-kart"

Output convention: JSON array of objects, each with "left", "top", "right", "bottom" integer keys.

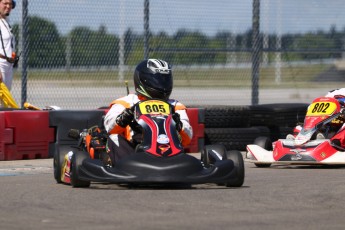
[{"left": 247, "top": 96, "right": 345, "bottom": 167}]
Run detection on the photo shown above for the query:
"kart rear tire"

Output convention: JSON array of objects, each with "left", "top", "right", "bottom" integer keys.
[
  {"left": 70, "top": 150, "right": 91, "bottom": 188},
  {"left": 253, "top": 136, "right": 272, "bottom": 168},
  {"left": 53, "top": 146, "right": 70, "bottom": 183},
  {"left": 225, "top": 150, "right": 245, "bottom": 187},
  {"left": 201, "top": 144, "right": 227, "bottom": 167}
]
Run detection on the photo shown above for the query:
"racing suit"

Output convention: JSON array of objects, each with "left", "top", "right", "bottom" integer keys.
[{"left": 103, "top": 94, "right": 193, "bottom": 165}]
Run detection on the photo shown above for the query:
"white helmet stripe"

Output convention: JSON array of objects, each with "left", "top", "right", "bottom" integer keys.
[{"left": 147, "top": 59, "right": 171, "bottom": 74}]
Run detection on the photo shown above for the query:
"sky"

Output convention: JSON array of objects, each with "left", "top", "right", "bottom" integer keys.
[{"left": 8, "top": 0, "right": 345, "bottom": 36}]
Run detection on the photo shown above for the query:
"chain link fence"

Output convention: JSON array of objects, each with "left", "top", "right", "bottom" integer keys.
[{"left": 7, "top": 0, "right": 345, "bottom": 109}]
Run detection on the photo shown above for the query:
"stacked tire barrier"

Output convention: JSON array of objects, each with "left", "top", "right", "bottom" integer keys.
[
  {"left": 192, "top": 103, "right": 309, "bottom": 151},
  {"left": 0, "top": 103, "right": 308, "bottom": 160}
]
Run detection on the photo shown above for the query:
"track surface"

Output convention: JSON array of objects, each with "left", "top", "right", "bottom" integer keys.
[{"left": 1, "top": 157, "right": 345, "bottom": 230}]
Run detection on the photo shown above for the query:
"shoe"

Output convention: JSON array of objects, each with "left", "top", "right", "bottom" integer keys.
[
  {"left": 316, "top": 133, "right": 325, "bottom": 139},
  {"left": 286, "top": 134, "right": 295, "bottom": 140}
]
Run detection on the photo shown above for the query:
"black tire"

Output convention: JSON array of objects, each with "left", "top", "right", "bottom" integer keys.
[
  {"left": 249, "top": 103, "right": 308, "bottom": 127},
  {"left": 225, "top": 150, "right": 245, "bottom": 187},
  {"left": 203, "top": 105, "right": 251, "bottom": 128},
  {"left": 53, "top": 146, "right": 71, "bottom": 183},
  {"left": 70, "top": 151, "right": 91, "bottom": 188},
  {"left": 253, "top": 136, "right": 272, "bottom": 168},
  {"left": 205, "top": 127, "right": 270, "bottom": 151},
  {"left": 201, "top": 144, "right": 227, "bottom": 167}
]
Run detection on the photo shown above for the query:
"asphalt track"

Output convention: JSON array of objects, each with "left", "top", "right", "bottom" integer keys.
[{"left": 1, "top": 156, "right": 345, "bottom": 230}]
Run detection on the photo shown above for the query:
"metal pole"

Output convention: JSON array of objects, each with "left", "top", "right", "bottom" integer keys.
[
  {"left": 275, "top": 0, "right": 282, "bottom": 84},
  {"left": 144, "top": 0, "right": 149, "bottom": 59},
  {"left": 21, "top": 0, "right": 28, "bottom": 107},
  {"left": 252, "top": 0, "right": 261, "bottom": 105},
  {"left": 118, "top": 0, "right": 125, "bottom": 81},
  {"left": 65, "top": 33, "right": 71, "bottom": 72},
  {"left": 262, "top": 0, "right": 269, "bottom": 67}
]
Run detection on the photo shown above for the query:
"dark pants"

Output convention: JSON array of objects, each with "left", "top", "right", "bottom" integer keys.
[{"left": 107, "top": 134, "right": 136, "bottom": 165}]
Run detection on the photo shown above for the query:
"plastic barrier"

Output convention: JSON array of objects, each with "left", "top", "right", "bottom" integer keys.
[
  {"left": 0, "top": 110, "right": 55, "bottom": 160},
  {"left": 184, "top": 108, "right": 205, "bottom": 153},
  {"left": 49, "top": 110, "right": 105, "bottom": 158}
]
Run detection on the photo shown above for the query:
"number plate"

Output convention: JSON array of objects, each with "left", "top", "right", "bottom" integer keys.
[
  {"left": 306, "top": 101, "right": 337, "bottom": 116},
  {"left": 138, "top": 100, "right": 171, "bottom": 115}
]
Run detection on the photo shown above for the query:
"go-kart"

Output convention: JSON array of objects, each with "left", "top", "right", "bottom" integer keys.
[
  {"left": 246, "top": 96, "right": 345, "bottom": 167},
  {"left": 54, "top": 99, "right": 245, "bottom": 188}
]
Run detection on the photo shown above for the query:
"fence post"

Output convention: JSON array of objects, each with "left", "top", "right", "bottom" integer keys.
[
  {"left": 251, "top": 0, "right": 261, "bottom": 105},
  {"left": 144, "top": 0, "right": 149, "bottom": 59},
  {"left": 21, "top": 0, "right": 28, "bottom": 107}
]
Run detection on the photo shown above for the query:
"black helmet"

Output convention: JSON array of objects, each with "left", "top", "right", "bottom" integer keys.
[{"left": 134, "top": 59, "right": 173, "bottom": 100}]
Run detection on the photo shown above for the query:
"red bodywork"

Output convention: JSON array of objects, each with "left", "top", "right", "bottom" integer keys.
[{"left": 247, "top": 97, "right": 345, "bottom": 165}]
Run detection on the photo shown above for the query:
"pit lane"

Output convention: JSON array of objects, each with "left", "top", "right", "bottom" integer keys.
[{"left": 1, "top": 157, "right": 345, "bottom": 230}]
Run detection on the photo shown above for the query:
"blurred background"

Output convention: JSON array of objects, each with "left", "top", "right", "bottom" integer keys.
[{"left": 8, "top": 0, "right": 345, "bottom": 109}]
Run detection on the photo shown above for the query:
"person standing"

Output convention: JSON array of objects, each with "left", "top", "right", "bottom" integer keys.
[{"left": 0, "top": 0, "right": 16, "bottom": 91}]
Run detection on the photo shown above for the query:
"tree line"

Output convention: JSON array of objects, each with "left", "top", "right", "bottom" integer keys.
[{"left": 12, "top": 16, "right": 345, "bottom": 68}]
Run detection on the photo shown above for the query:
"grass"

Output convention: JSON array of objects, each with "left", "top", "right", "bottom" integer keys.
[{"left": 12, "top": 63, "right": 337, "bottom": 89}]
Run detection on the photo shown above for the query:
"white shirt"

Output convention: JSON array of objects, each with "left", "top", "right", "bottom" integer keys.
[{"left": 0, "top": 18, "right": 14, "bottom": 61}]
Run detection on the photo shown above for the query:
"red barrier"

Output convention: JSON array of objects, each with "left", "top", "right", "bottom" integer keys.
[
  {"left": 184, "top": 108, "right": 205, "bottom": 153},
  {"left": 0, "top": 112, "right": 8, "bottom": 160},
  {"left": 1, "top": 111, "right": 55, "bottom": 160}
]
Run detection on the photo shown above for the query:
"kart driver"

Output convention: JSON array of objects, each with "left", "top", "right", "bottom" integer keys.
[
  {"left": 103, "top": 59, "right": 193, "bottom": 165},
  {"left": 289, "top": 88, "right": 345, "bottom": 148}
]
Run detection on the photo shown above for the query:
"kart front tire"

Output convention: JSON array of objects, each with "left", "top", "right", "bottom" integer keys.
[
  {"left": 253, "top": 136, "right": 272, "bottom": 168},
  {"left": 70, "top": 150, "right": 91, "bottom": 188},
  {"left": 254, "top": 163, "right": 271, "bottom": 168},
  {"left": 201, "top": 144, "right": 227, "bottom": 167},
  {"left": 54, "top": 146, "right": 70, "bottom": 183},
  {"left": 225, "top": 150, "right": 245, "bottom": 187},
  {"left": 254, "top": 136, "right": 272, "bottom": 150}
]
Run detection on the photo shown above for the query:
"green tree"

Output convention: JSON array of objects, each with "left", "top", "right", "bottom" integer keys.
[
  {"left": 69, "top": 26, "right": 119, "bottom": 66},
  {"left": 26, "top": 16, "right": 65, "bottom": 68}
]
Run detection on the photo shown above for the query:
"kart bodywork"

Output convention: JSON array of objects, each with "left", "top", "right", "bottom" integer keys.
[
  {"left": 54, "top": 99, "right": 245, "bottom": 187},
  {"left": 247, "top": 97, "right": 345, "bottom": 167}
]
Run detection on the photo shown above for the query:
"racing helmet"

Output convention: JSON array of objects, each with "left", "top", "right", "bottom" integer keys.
[
  {"left": 134, "top": 59, "right": 173, "bottom": 100},
  {"left": 334, "top": 95, "right": 345, "bottom": 107}
]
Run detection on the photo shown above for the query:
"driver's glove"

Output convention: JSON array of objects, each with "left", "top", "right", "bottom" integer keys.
[
  {"left": 116, "top": 108, "right": 134, "bottom": 128},
  {"left": 172, "top": 112, "right": 183, "bottom": 132}
]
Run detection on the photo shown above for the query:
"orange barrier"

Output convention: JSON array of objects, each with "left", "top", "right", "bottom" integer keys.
[{"left": 0, "top": 110, "right": 55, "bottom": 160}]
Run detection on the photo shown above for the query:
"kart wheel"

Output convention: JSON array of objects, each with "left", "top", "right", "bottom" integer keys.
[
  {"left": 225, "top": 150, "right": 245, "bottom": 187},
  {"left": 253, "top": 136, "right": 272, "bottom": 168},
  {"left": 254, "top": 136, "right": 273, "bottom": 150},
  {"left": 70, "top": 150, "right": 91, "bottom": 188},
  {"left": 201, "top": 144, "right": 227, "bottom": 167},
  {"left": 53, "top": 146, "right": 70, "bottom": 183}
]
